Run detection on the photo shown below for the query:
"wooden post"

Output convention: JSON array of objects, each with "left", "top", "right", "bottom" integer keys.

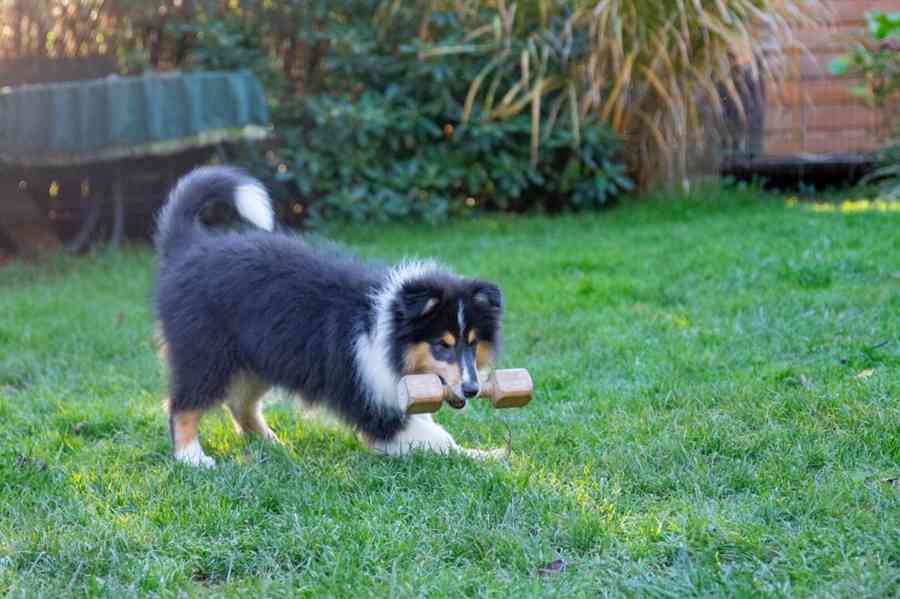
[
  {"left": 109, "top": 165, "right": 125, "bottom": 247},
  {"left": 0, "top": 180, "right": 61, "bottom": 257}
]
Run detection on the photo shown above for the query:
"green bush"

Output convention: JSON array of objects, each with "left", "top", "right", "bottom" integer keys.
[
  {"left": 180, "top": 4, "right": 631, "bottom": 225},
  {"left": 271, "top": 93, "right": 628, "bottom": 225}
]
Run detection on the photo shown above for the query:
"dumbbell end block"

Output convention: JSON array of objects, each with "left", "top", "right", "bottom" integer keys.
[
  {"left": 485, "top": 368, "right": 533, "bottom": 409},
  {"left": 399, "top": 374, "right": 445, "bottom": 414}
]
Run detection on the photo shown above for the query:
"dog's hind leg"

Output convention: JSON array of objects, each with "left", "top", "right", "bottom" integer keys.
[
  {"left": 224, "top": 372, "right": 278, "bottom": 443},
  {"left": 165, "top": 344, "right": 234, "bottom": 467},
  {"left": 170, "top": 408, "right": 216, "bottom": 468}
]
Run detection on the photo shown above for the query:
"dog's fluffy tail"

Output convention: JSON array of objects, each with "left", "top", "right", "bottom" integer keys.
[{"left": 155, "top": 166, "right": 274, "bottom": 260}]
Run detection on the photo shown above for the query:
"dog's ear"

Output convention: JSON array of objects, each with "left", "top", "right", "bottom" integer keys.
[
  {"left": 471, "top": 281, "right": 502, "bottom": 310},
  {"left": 400, "top": 282, "right": 442, "bottom": 319}
]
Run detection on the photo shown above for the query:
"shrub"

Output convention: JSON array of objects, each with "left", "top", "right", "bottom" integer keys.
[
  {"left": 271, "top": 92, "right": 628, "bottom": 225},
  {"left": 830, "top": 11, "right": 900, "bottom": 198},
  {"left": 436, "top": 1, "right": 822, "bottom": 187},
  {"left": 182, "top": 3, "right": 630, "bottom": 225}
]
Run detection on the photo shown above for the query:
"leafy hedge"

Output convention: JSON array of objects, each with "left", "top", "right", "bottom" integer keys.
[
  {"left": 182, "top": 4, "right": 631, "bottom": 225},
  {"left": 271, "top": 93, "right": 628, "bottom": 225}
]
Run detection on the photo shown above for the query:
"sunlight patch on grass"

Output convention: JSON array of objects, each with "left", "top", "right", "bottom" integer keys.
[{"left": 786, "top": 196, "right": 900, "bottom": 213}]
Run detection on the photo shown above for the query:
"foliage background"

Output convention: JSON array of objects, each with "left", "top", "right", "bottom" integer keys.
[
  {"left": 171, "top": 2, "right": 635, "bottom": 224},
  {"left": 1, "top": 0, "right": 824, "bottom": 223}
]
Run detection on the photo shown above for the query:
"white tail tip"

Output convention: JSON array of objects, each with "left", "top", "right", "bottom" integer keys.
[{"left": 235, "top": 183, "right": 275, "bottom": 231}]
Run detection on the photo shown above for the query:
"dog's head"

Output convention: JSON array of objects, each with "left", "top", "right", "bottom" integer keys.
[{"left": 391, "top": 273, "right": 502, "bottom": 408}]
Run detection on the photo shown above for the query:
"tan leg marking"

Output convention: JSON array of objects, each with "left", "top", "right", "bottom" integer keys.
[
  {"left": 171, "top": 410, "right": 215, "bottom": 467},
  {"left": 224, "top": 373, "right": 278, "bottom": 443},
  {"left": 171, "top": 410, "right": 202, "bottom": 451}
]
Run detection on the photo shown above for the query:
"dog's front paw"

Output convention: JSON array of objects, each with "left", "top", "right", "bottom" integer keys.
[
  {"left": 367, "top": 415, "right": 460, "bottom": 456},
  {"left": 368, "top": 434, "right": 457, "bottom": 457},
  {"left": 460, "top": 447, "right": 508, "bottom": 461}
]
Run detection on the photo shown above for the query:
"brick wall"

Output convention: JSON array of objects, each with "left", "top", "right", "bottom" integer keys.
[{"left": 763, "top": 0, "right": 900, "bottom": 156}]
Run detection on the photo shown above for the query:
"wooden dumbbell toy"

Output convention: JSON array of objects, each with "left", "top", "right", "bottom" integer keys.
[{"left": 400, "top": 368, "right": 533, "bottom": 414}]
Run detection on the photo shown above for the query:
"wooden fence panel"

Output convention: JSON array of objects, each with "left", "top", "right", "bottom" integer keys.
[{"left": 762, "top": 0, "right": 900, "bottom": 156}]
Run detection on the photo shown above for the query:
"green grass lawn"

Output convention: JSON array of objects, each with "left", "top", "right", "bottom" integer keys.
[{"left": 1, "top": 187, "right": 898, "bottom": 598}]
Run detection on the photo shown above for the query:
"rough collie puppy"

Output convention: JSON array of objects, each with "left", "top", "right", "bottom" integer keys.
[{"left": 154, "top": 166, "right": 503, "bottom": 466}]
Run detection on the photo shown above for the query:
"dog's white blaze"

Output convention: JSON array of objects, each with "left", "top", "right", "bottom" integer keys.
[
  {"left": 457, "top": 300, "right": 476, "bottom": 385},
  {"left": 462, "top": 356, "right": 477, "bottom": 386},
  {"left": 355, "top": 260, "right": 444, "bottom": 410},
  {"left": 235, "top": 183, "right": 275, "bottom": 231}
]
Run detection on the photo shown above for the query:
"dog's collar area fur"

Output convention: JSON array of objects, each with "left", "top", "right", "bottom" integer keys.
[{"left": 354, "top": 260, "right": 444, "bottom": 413}]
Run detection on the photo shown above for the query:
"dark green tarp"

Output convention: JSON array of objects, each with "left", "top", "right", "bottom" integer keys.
[{"left": 0, "top": 70, "right": 269, "bottom": 166}]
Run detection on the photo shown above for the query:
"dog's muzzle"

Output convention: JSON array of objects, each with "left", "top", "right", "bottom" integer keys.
[{"left": 445, "top": 382, "right": 480, "bottom": 409}]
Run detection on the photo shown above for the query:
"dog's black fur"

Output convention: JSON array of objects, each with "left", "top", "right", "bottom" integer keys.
[{"left": 155, "top": 166, "right": 502, "bottom": 452}]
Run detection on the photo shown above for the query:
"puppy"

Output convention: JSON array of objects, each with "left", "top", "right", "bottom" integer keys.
[{"left": 154, "top": 166, "right": 503, "bottom": 466}]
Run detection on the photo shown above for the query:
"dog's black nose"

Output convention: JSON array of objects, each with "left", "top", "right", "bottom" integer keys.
[{"left": 462, "top": 381, "right": 480, "bottom": 398}]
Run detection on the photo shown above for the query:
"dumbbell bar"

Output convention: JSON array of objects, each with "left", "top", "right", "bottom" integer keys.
[{"left": 400, "top": 368, "right": 533, "bottom": 414}]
